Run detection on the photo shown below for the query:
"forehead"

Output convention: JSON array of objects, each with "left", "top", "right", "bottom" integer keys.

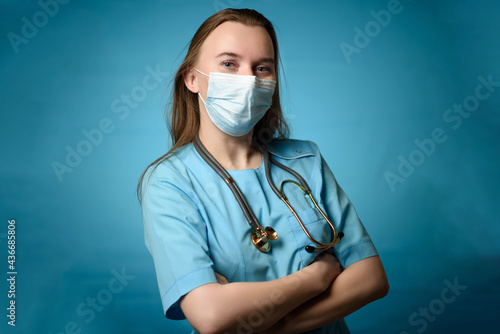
[{"left": 200, "top": 21, "right": 275, "bottom": 59}]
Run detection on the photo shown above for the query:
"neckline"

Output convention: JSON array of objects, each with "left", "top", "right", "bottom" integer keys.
[
  {"left": 190, "top": 142, "right": 265, "bottom": 173},
  {"left": 226, "top": 152, "right": 264, "bottom": 172}
]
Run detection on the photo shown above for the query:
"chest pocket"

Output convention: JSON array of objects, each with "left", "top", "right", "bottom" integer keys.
[{"left": 287, "top": 206, "right": 333, "bottom": 267}]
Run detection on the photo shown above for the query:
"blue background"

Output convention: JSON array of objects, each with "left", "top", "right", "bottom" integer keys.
[{"left": 1, "top": 0, "right": 499, "bottom": 333}]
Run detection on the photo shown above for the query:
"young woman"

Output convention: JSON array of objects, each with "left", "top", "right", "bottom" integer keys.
[{"left": 139, "top": 8, "right": 388, "bottom": 334}]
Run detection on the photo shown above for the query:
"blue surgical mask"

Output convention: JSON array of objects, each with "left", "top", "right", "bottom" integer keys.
[{"left": 195, "top": 69, "right": 276, "bottom": 136}]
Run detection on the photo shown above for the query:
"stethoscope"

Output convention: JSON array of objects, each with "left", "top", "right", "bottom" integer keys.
[{"left": 193, "top": 134, "right": 343, "bottom": 253}]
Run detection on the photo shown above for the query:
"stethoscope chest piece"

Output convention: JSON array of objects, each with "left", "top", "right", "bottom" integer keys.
[
  {"left": 193, "top": 134, "right": 343, "bottom": 254},
  {"left": 251, "top": 226, "right": 278, "bottom": 253}
]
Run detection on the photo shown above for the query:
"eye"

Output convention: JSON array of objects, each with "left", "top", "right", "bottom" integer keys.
[
  {"left": 221, "top": 61, "right": 237, "bottom": 69},
  {"left": 256, "top": 66, "right": 271, "bottom": 73}
]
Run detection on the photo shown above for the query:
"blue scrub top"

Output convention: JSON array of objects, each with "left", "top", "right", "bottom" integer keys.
[{"left": 141, "top": 139, "right": 378, "bottom": 334}]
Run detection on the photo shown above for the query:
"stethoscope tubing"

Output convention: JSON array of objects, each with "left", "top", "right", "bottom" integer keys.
[
  {"left": 263, "top": 148, "right": 342, "bottom": 250},
  {"left": 192, "top": 134, "right": 342, "bottom": 252},
  {"left": 193, "top": 135, "right": 261, "bottom": 232}
]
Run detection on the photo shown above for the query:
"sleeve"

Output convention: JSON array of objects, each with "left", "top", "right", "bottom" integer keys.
[
  {"left": 309, "top": 141, "right": 379, "bottom": 269},
  {"left": 141, "top": 167, "right": 217, "bottom": 320}
]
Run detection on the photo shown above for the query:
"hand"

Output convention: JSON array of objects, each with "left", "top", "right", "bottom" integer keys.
[
  {"left": 215, "top": 272, "right": 229, "bottom": 284},
  {"left": 306, "top": 252, "right": 342, "bottom": 291}
]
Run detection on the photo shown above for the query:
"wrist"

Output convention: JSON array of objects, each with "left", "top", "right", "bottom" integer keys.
[{"left": 298, "top": 263, "right": 330, "bottom": 294}]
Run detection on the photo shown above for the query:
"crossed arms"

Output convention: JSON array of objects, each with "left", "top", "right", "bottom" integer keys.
[{"left": 180, "top": 254, "right": 389, "bottom": 334}]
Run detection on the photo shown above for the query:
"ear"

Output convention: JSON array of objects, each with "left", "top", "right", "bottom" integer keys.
[{"left": 184, "top": 69, "right": 199, "bottom": 93}]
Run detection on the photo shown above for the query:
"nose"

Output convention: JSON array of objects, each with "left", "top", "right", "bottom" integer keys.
[{"left": 238, "top": 65, "right": 254, "bottom": 76}]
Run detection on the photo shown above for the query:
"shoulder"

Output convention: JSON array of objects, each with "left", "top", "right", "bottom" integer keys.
[
  {"left": 141, "top": 144, "right": 198, "bottom": 198},
  {"left": 266, "top": 138, "right": 321, "bottom": 160},
  {"left": 147, "top": 144, "right": 195, "bottom": 180}
]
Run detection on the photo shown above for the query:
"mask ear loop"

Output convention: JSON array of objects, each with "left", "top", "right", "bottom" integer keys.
[
  {"left": 194, "top": 68, "right": 209, "bottom": 77},
  {"left": 193, "top": 68, "right": 209, "bottom": 110},
  {"left": 198, "top": 93, "right": 207, "bottom": 107}
]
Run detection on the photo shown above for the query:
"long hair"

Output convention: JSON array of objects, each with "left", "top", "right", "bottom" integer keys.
[{"left": 137, "top": 8, "right": 289, "bottom": 202}]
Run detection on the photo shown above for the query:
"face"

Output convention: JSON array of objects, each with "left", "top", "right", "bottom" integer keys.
[{"left": 192, "top": 21, "right": 276, "bottom": 98}]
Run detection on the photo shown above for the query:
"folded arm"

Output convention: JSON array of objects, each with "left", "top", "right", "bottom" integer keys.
[
  {"left": 260, "top": 255, "right": 389, "bottom": 334},
  {"left": 180, "top": 253, "right": 341, "bottom": 334}
]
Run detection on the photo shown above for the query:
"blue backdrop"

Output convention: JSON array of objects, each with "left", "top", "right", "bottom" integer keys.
[{"left": 1, "top": 0, "right": 499, "bottom": 333}]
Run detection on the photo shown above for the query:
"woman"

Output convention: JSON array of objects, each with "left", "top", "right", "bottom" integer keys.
[{"left": 139, "top": 8, "right": 389, "bottom": 334}]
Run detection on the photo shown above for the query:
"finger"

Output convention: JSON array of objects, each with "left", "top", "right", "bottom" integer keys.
[{"left": 215, "top": 272, "right": 229, "bottom": 284}]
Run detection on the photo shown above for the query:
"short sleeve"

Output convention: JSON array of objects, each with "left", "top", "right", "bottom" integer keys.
[
  {"left": 141, "top": 166, "right": 217, "bottom": 320},
  {"left": 310, "top": 142, "right": 379, "bottom": 268}
]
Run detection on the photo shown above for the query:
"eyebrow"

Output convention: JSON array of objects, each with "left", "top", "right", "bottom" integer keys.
[{"left": 215, "top": 52, "right": 275, "bottom": 64}]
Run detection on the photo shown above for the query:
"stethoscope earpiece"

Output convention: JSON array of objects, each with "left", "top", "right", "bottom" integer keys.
[
  {"left": 305, "top": 232, "right": 344, "bottom": 253},
  {"left": 305, "top": 246, "right": 315, "bottom": 253}
]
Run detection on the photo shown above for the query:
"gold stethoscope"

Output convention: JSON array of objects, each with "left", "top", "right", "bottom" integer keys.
[{"left": 193, "top": 134, "right": 343, "bottom": 253}]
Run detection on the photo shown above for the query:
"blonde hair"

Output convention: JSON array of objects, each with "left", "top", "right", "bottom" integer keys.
[{"left": 137, "top": 8, "right": 289, "bottom": 201}]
